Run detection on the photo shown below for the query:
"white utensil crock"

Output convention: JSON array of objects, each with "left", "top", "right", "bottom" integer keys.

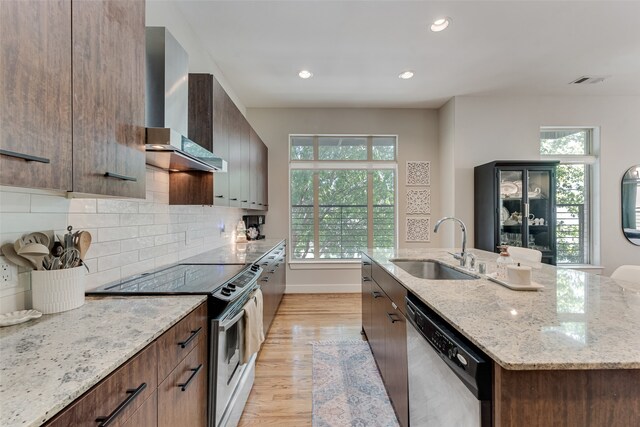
[{"left": 31, "top": 266, "right": 85, "bottom": 314}]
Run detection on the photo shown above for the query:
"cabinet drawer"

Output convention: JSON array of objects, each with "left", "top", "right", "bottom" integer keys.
[
  {"left": 157, "top": 302, "right": 208, "bottom": 382},
  {"left": 47, "top": 342, "right": 157, "bottom": 427},
  {"left": 372, "top": 262, "right": 407, "bottom": 315},
  {"left": 158, "top": 341, "right": 208, "bottom": 427},
  {"left": 122, "top": 391, "right": 157, "bottom": 427},
  {"left": 361, "top": 254, "right": 373, "bottom": 281}
]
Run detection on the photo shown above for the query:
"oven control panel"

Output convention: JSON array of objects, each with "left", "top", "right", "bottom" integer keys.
[{"left": 213, "top": 264, "right": 262, "bottom": 301}]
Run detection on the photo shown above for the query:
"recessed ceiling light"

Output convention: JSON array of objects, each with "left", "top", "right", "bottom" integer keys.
[
  {"left": 430, "top": 17, "right": 451, "bottom": 32},
  {"left": 298, "top": 70, "right": 313, "bottom": 79},
  {"left": 398, "top": 71, "right": 414, "bottom": 80}
]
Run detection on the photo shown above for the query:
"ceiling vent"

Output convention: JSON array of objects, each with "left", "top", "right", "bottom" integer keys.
[{"left": 569, "top": 75, "right": 608, "bottom": 84}]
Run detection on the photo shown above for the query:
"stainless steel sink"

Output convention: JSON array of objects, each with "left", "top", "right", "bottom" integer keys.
[{"left": 391, "top": 259, "right": 480, "bottom": 280}]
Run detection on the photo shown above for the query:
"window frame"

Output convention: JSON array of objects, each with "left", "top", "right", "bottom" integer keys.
[
  {"left": 540, "top": 127, "right": 599, "bottom": 266},
  {"left": 288, "top": 134, "right": 398, "bottom": 264}
]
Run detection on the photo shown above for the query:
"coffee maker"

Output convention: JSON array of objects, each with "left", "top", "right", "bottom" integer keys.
[{"left": 242, "top": 214, "right": 265, "bottom": 240}]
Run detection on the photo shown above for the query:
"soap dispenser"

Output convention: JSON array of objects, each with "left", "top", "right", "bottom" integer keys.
[{"left": 496, "top": 245, "right": 514, "bottom": 280}]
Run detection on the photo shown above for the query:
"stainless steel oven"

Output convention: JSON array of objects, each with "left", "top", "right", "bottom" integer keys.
[{"left": 88, "top": 262, "right": 263, "bottom": 427}]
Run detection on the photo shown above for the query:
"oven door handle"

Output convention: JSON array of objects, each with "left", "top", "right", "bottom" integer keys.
[{"left": 219, "top": 309, "right": 245, "bottom": 332}]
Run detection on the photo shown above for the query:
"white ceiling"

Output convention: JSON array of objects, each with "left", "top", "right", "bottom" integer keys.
[{"left": 173, "top": 0, "right": 640, "bottom": 109}]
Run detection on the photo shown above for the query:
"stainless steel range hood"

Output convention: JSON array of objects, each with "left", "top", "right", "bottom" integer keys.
[{"left": 145, "top": 27, "right": 227, "bottom": 172}]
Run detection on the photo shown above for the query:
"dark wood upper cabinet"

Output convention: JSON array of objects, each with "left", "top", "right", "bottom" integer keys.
[
  {"left": 0, "top": 0, "right": 73, "bottom": 191},
  {"left": 71, "top": 0, "right": 146, "bottom": 198},
  {"left": 1, "top": 0, "right": 146, "bottom": 198}
]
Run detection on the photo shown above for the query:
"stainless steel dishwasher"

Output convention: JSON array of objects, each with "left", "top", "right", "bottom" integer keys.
[{"left": 405, "top": 295, "right": 492, "bottom": 426}]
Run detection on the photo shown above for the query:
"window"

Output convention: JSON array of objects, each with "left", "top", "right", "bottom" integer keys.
[
  {"left": 289, "top": 135, "right": 397, "bottom": 260},
  {"left": 540, "top": 128, "right": 597, "bottom": 264}
]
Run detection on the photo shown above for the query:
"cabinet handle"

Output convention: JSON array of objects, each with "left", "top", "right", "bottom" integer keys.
[
  {"left": 177, "top": 364, "right": 203, "bottom": 392},
  {"left": 215, "top": 195, "right": 224, "bottom": 198},
  {"left": 371, "top": 291, "right": 382, "bottom": 298},
  {"left": 386, "top": 312, "right": 401, "bottom": 323},
  {"left": 104, "top": 172, "right": 137, "bottom": 182},
  {"left": 261, "top": 277, "right": 269, "bottom": 282},
  {"left": 0, "top": 149, "right": 50, "bottom": 164},
  {"left": 363, "top": 277, "right": 372, "bottom": 282},
  {"left": 363, "top": 261, "right": 371, "bottom": 266},
  {"left": 241, "top": 200, "right": 248, "bottom": 203},
  {"left": 177, "top": 327, "right": 202, "bottom": 349},
  {"left": 95, "top": 383, "right": 147, "bottom": 426}
]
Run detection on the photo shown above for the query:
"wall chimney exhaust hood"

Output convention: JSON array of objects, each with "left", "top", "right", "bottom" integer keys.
[{"left": 145, "top": 27, "right": 227, "bottom": 172}]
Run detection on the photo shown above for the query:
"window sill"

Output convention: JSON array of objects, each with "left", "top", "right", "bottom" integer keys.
[
  {"left": 288, "top": 260, "right": 361, "bottom": 270},
  {"left": 562, "top": 264, "right": 605, "bottom": 274}
]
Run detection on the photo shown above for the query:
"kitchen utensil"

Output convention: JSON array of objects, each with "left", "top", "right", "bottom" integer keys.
[
  {"left": 74, "top": 231, "right": 92, "bottom": 260},
  {"left": 64, "top": 226, "right": 74, "bottom": 249},
  {"left": 17, "top": 243, "right": 50, "bottom": 270},
  {"left": 59, "top": 248, "right": 81, "bottom": 269},
  {"left": 44, "top": 230, "right": 55, "bottom": 251},
  {"left": 23, "top": 232, "right": 50, "bottom": 248},
  {"left": 1, "top": 243, "right": 33, "bottom": 268}
]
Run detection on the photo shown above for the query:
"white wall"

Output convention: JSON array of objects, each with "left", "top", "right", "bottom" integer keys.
[
  {"left": 145, "top": 0, "right": 246, "bottom": 115},
  {"left": 444, "top": 95, "right": 640, "bottom": 274},
  {"left": 437, "top": 98, "right": 457, "bottom": 247},
  {"left": 246, "top": 107, "right": 440, "bottom": 292},
  {"left": 0, "top": 168, "right": 244, "bottom": 313}
]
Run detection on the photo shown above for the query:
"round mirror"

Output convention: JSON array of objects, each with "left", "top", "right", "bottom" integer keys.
[{"left": 622, "top": 165, "right": 640, "bottom": 245}]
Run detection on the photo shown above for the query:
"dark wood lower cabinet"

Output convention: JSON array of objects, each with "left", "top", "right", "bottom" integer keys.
[
  {"left": 158, "top": 341, "right": 208, "bottom": 427},
  {"left": 362, "top": 258, "right": 409, "bottom": 427},
  {"left": 259, "top": 242, "right": 287, "bottom": 334},
  {"left": 46, "top": 302, "right": 208, "bottom": 427}
]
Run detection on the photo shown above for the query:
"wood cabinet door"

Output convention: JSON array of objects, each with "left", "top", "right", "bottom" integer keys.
[
  {"left": 158, "top": 341, "right": 208, "bottom": 427},
  {"left": 259, "top": 139, "right": 268, "bottom": 210},
  {"left": 227, "top": 101, "right": 243, "bottom": 208},
  {"left": 239, "top": 115, "right": 251, "bottom": 209},
  {"left": 47, "top": 343, "right": 158, "bottom": 427},
  {"left": 249, "top": 128, "right": 259, "bottom": 209},
  {"left": 71, "top": 0, "right": 146, "bottom": 198},
  {"left": 121, "top": 391, "right": 157, "bottom": 427},
  {"left": 212, "top": 76, "right": 230, "bottom": 205},
  {"left": 0, "top": 0, "right": 72, "bottom": 191},
  {"left": 369, "top": 282, "right": 388, "bottom": 376},
  {"left": 361, "top": 274, "right": 373, "bottom": 337},
  {"left": 384, "top": 302, "right": 409, "bottom": 427}
]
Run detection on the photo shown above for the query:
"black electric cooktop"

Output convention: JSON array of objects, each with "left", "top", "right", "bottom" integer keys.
[{"left": 88, "top": 263, "right": 247, "bottom": 295}]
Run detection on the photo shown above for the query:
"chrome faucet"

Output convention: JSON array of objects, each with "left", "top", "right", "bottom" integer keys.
[{"left": 433, "top": 217, "right": 468, "bottom": 266}]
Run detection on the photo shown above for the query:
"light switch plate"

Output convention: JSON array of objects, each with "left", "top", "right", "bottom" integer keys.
[{"left": 0, "top": 256, "right": 19, "bottom": 288}]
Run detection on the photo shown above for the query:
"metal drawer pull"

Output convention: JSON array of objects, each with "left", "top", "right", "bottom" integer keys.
[
  {"left": 177, "top": 327, "right": 202, "bottom": 349},
  {"left": 241, "top": 200, "right": 248, "bottom": 203},
  {"left": 371, "top": 291, "right": 382, "bottom": 298},
  {"left": 363, "top": 261, "right": 371, "bottom": 266},
  {"left": 104, "top": 172, "right": 137, "bottom": 182},
  {"left": 363, "top": 277, "right": 372, "bottom": 282},
  {"left": 261, "top": 277, "right": 269, "bottom": 282},
  {"left": 178, "top": 364, "right": 203, "bottom": 392},
  {"left": 95, "top": 382, "right": 147, "bottom": 426},
  {"left": 386, "top": 312, "right": 401, "bottom": 323},
  {"left": 0, "top": 149, "right": 50, "bottom": 163},
  {"left": 215, "top": 195, "right": 224, "bottom": 198},
  {"left": 230, "top": 198, "right": 238, "bottom": 201}
]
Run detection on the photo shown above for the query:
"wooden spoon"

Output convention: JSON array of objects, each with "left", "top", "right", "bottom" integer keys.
[
  {"left": 1, "top": 243, "right": 34, "bottom": 268},
  {"left": 75, "top": 231, "right": 92, "bottom": 260}
]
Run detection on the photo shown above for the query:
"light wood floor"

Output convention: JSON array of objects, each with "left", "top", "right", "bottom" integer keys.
[{"left": 238, "top": 293, "right": 363, "bottom": 426}]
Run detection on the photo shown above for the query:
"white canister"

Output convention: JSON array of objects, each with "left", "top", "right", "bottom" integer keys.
[
  {"left": 31, "top": 266, "right": 86, "bottom": 314},
  {"left": 507, "top": 264, "right": 532, "bottom": 286}
]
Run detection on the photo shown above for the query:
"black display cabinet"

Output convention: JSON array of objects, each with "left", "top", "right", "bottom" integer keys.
[{"left": 474, "top": 160, "right": 559, "bottom": 265}]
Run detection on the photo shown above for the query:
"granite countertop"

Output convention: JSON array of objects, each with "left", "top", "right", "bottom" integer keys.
[
  {"left": 364, "top": 247, "right": 640, "bottom": 370},
  {"left": 181, "top": 238, "right": 285, "bottom": 264},
  {"left": 0, "top": 295, "right": 207, "bottom": 427}
]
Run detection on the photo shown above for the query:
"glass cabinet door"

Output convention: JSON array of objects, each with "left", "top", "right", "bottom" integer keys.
[
  {"left": 499, "top": 170, "right": 524, "bottom": 247},
  {"left": 526, "top": 169, "right": 553, "bottom": 252}
]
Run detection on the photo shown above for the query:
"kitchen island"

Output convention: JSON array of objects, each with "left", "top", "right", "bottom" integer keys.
[{"left": 363, "top": 248, "right": 640, "bottom": 426}]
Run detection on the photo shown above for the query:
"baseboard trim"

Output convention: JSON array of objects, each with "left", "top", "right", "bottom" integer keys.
[{"left": 285, "top": 283, "right": 360, "bottom": 294}]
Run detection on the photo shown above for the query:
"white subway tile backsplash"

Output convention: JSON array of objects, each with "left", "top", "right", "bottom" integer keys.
[
  {"left": 68, "top": 213, "right": 120, "bottom": 229},
  {"left": 97, "top": 199, "right": 139, "bottom": 214},
  {"left": 85, "top": 241, "right": 121, "bottom": 259},
  {"left": 0, "top": 167, "right": 245, "bottom": 312},
  {"left": 98, "top": 226, "right": 139, "bottom": 242},
  {"left": 119, "top": 213, "right": 154, "bottom": 226},
  {"left": 98, "top": 250, "right": 139, "bottom": 271},
  {"left": 139, "top": 224, "right": 168, "bottom": 237},
  {"left": 30, "top": 194, "right": 71, "bottom": 213},
  {"left": 0, "top": 192, "right": 31, "bottom": 212}
]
